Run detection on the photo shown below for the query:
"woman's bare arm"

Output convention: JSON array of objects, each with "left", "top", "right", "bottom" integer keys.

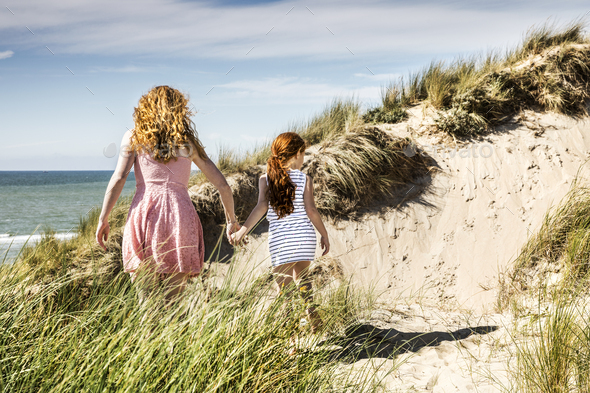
[
  {"left": 303, "top": 175, "right": 330, "bottom": 255},
  {"left": 96, "top": 130, "right": 135, "bottom": 249},
  {"left": 187, "top": 141, "right": 237, "bottom": 232},
  {"left": 233, "top": 176, "right": 269, "bottom": 243}
]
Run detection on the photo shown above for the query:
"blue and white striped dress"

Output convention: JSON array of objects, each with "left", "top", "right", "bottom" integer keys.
[{"left": 267, "top": 169, "right": 317, "bottom": 267}]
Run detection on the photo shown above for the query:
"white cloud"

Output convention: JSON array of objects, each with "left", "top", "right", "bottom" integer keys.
[
  {"left": 0, "top": 1, "right": 587, "bottom": 61},
  {"left": 354, "top": 73, "right": 401, "bottom": 82},
  {"left": 89, "top": 65, "right": 147, "bottom": 73},
  {"left": 0, "top": 50, "right": 14, "bottom": 60},
  {"left": 215, "top": 77, "right": 380, "bottom": 104}
]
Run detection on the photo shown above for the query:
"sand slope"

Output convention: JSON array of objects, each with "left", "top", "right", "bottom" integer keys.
[
  {"left": 234, "top": 110, "right": 590, "bottom": 310},
  {"left": 333, "top": 302, "right": 514, "bottom": 392}
]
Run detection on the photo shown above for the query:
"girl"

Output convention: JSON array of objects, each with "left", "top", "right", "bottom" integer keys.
[
  {"left": 96, "top": 85, "right": 239, "bottom": 303},
  {"left": 233, "top": 132, "right": 330, "bottom": 330}
]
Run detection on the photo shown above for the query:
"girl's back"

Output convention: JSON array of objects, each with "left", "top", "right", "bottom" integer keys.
[
  {"left": 266, "top": 169, "right": 316, "bottom": 267},
  {"left": 266, "top": 169, "right": 307, "bottom": 222}
]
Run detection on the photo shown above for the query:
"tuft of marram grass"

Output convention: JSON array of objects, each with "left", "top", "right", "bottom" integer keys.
[
  {"left": 507, "top": 19, "right": 589, "bottom": 62},
  {"left": 216, "top": 142, "right": 272, "bottom": 176},
  {"left": 435, "top": 20, "right": 590, "bottom": 135},
  {"left": 511, "top": 293, "right": 577, "bottom": 393},
  {"left": 363, "top": 86, "right": 408, "bottom": 125},
  {"left": 367, "top": 20, "right": 590, "bottom": 136},
  {"left": 499, "top": 176, "right": 590, "bottom": 310},
  {"left": 303, "top": 126, "right": 432, "bottom": 217},
  {"left": 508, "top": 287, "right": 590, "bottom": 393},
  {"left": 298, "top": 98, "right": 363, "bottom": 146}
]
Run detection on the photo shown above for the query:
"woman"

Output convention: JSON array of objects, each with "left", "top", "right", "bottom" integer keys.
[{"left": 96, "top": 85, "right": 238, "bottom": 302}]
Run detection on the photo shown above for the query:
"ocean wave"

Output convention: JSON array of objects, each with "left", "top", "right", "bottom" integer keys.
[{"left": 0, "top": 233, "right": 77, "bottom": 247}]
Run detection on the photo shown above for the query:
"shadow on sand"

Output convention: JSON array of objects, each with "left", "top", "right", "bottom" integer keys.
[{"left": 318, "top": 323, "right": 498, "bottom": 362}]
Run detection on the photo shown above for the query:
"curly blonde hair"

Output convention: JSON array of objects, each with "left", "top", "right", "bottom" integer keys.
[{"left": 129, "top": 85, "right": 207, "bottom": 163}]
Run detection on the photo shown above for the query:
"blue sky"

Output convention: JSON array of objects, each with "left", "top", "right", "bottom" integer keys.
[{"left": 0, "top": 0, "right": 588, "bottom": 170}]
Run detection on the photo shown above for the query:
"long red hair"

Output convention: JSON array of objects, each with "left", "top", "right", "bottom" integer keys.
[{"left": 267, "top": 132, "right": 306, "bottom": 219}]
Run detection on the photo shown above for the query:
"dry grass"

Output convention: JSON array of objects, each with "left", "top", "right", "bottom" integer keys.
[
  {"left": 298, "top": 98, "right": 363, "bottom": 145},
  {"left": 368, "top": 20, "right": 590, "bottom": 136},
  {"left": 498, "top": 176, "right": 590, "bottom": 311},
  {"left": 303, "top": 127, "right": 432, "bottom": 217},
  {"left": 362, "top": 86, "right": 408, "bottom": 125}
]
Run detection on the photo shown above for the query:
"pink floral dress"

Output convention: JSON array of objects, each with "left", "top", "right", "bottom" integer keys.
[{"left": 122, "top": 154, "right": 204, "bottom": 277}]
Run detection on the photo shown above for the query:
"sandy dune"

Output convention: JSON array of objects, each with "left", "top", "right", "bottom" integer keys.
[
  {"left": 235, "top": 110, "right": 590, "bottom": 311},
  {"left": 222, "top": 110, "right": 590, "bottom": 391}
]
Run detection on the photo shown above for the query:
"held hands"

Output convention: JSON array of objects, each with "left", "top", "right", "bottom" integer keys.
[
  {"left": 231, "top": 227, "right": 249, "bottom": 246},
  {"left": 96, "top": 220, "right": 110, "bottom": 251},
  {"left": 321, "top": 236, "right": 330, "bottom": 256},
  {"left": 226, "top": 222, "right": 242, "bottom": 245}
]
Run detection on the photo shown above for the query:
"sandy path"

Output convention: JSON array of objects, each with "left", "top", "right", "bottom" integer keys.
[{"left": 346, "top": 303, "right": 515, "bottom": 392}]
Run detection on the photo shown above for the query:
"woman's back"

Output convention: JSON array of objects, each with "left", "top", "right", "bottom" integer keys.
[
  {"left": 133, "top": 153, "right": 192, "bottom": 190},
  {"left": 123, "top": 152, "right": 204, "bottom": 276}
]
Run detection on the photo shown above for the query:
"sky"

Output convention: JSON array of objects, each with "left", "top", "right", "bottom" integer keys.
[{"left": 0, "top": 0, "right": 588, "bottom": 170}]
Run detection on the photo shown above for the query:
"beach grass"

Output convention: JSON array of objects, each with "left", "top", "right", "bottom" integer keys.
[
  {"left": 303, "top": 126, "right": 431, "bottom": 217},
  {"left": 2, "top": 238, "right": 391, "bottom": 392},
  {"left": 499, "top": 175, "right": 590, "bottom": 392},
  {"left": 498, "top": 176, "right": 590, "bottom": 311},
  {"left": 508, "top": 288, "right": 590, "bottom": 393},
  {"left": 368, "top": 20, "right": 590, "bottom": 136}
]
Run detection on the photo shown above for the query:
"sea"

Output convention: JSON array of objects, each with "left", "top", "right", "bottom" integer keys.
[{"left": 0, "top": 171, "right": 137, "bottom": 263}]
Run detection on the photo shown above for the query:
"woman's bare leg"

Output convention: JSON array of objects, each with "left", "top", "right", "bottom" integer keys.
[
  {"left": 131, "top": 270, "right": 161, "bottom": 308},
  {"left": 162, "top": 273, "right": 190, "bottom": 303}
]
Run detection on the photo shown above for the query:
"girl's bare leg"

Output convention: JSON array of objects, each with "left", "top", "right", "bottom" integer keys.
[
  {"left": 273, "top": 262, "right": 298, "bottom": 293},
  {"left": 273, "top": 262, "right": 298, "bottom": 334},
  {"left": 273, "top": 262, "right": 300, "bottom": 354},
  {"left": 293, "top": 261, "right": 321, "bottom": 332},
  {"left": 274, "top": 261, "right": 321, "bottom": 332}
]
